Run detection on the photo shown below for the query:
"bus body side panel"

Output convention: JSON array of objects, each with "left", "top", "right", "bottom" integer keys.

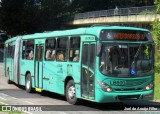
[
  {"left": 20, "top": 60, "right": 35, "bottom": 86},
  {"left": 42, "top": 61, "right": 50, "bottom": 91},
  {"left": 43, "top": 61, "right": 58, "bottom": 92},
  {"left": 69, "top": 62, "right": 81, "bottom": 98},
  {"left": 43, "top": 61, "right": 66, "bottom": 95}
]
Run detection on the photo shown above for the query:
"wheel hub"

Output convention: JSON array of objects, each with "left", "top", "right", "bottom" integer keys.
[
  {"left": 26, "top": 78, "right": 30, "bottom": 89},
  {"left": 68, "top": 86, "right": 75, "bottom": 99}
]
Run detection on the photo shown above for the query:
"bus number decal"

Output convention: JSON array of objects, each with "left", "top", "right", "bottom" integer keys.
[
  {"left": 85, "top": 37, "right": 95, "bottom": 41},
  {"left": 110, "top": 80, "right": 126, "bottom": 86}
]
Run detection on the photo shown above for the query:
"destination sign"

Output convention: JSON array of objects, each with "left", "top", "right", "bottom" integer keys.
[
  {"left": 100, "top": 30, "right": 151, "bottom": 41},
  {"left": 114, "top": 33, "right": 145, "bottom": 40}
]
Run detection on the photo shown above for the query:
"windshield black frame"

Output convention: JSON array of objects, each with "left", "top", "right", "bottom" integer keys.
[{"left": 99, "top": 42, "right": 154, "bottom": 77}]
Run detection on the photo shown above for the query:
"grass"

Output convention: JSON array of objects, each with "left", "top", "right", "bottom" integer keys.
[{"left": 154, "top": 73, "right": 160, "bottom": 99}]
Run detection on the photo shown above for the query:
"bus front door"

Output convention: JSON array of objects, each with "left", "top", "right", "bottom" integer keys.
[
  {"left": 35, "top": 44, "right": 44, "bottom": 89},
  {"left": 81, "top": 43, "right": 96, "bottom": 100}
]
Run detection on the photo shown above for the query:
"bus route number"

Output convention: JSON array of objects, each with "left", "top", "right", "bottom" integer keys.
[{"left": 110, "top": 80, "right": 126, "bottom": 86}]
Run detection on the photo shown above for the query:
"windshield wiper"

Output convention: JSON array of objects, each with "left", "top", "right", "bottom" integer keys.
[
  {"left": 130, "top": 43, "right": 142, "bottom": 75},
  {"left": 134, "top": 43, "right": 142, "bottom": 58}
]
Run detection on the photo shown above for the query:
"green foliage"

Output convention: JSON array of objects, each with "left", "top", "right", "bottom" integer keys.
[
  {"left": 154, "top": 0, "right": 160, "bottom": 13},
  {"left": 152, "top": 0, "right": 160, "bottom": 66},
  {"left": 153, "top": 0, "right": 160, "bottom": 45},
  {"left": 155, "top": 62, "right": 160, "bottom": 73},
  {"left": 0, "top": 0, "right": 71, "bottom": 35},
  {"left": 0, "top": 0, "right": 154, "bottom": 35},
  {"left": 152, "top": 19, "right": 160, "bottom": 46},
  {"left": 139, "top": 10, "right": 157, "bottom": 15},
  {"left": 154, "top": 73, "right": 160, "bottom": 99}
]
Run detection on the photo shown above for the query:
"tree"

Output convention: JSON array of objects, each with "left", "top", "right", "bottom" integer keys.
[
  {"left": 152, "top": 0, "right": 160, "bottom": 71},
  {"left": 152, "top": 0, "right": 160, "bottom": 45},
  {"left": 0, "top": 0, "right": 155, "bottom": 36},
  {"left": 0, "top": 0, "right": 26, "bottom": 36}
]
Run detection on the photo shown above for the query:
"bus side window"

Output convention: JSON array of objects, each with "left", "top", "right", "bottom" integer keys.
[
  {"left": 8, "top": 43, "right": 13, "bottom": 58},
  {"left": 22, "top": 40, "right": 34, "bottom": 60},
  {"left": 69, "top": 37, "right": 80, "bottom": 62},
  {"left": 12, "top": 45, "right": 15, "bottom": 58},
  {"left": 22, "top": 41, "right": 26, "bottom": 59},
  {"left": 56, "top": 37, "right": 68, "bottom": 61},
  {"left": 45, "top": 39, "right": 56, "bottom": 61}
]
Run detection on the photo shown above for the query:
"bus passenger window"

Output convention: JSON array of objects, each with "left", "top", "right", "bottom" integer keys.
[
  {"left": 22, "top": 40, "right": 34, "bottom": 60},
  {"left": 45, "top": 39, "right": 56, "bottom": 61},
  {"left": 56, "top": 37, "right": 68, "bottom": 62},
  {"left": 46, "top": 49, "right": 51, "bottom": 60},
  {"left": 28, "top": 50, "right": 34, "bottom": 59},
  {"left": 57, "top": 51, "right": 65, "bottom": 61},
  {"left": 8, "top": 43, "right": 13, "bottom": 58},
  {"left": 73, "top": 50, "right": 79, "bottom": 62},
  {"left": 69, "top": 36, "right": 80, "bottom": 62},
  {"left": 51, "top": 50, "right": 56, "bottom": 60}
]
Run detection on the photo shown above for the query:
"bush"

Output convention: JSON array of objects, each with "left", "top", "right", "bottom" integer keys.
[{"left": 155, "top": 62, "right": 160, "bottom": 73}]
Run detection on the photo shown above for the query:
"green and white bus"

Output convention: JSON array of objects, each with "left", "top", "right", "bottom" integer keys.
[{"left": 4, "top": 26, "right": 154, "bottom": 104}]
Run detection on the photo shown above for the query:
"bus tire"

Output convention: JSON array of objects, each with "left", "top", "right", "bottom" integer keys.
[
  {"left": 66, "top": 80, "right": 79, "bottom": 105},
  {"left": 25, "top": 73, "right": 32, "bottom": 93}
]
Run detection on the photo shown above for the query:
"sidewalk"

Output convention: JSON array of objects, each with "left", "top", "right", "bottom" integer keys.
[{"left": 154, "top": 99, "right": 160, "bottom": 102}]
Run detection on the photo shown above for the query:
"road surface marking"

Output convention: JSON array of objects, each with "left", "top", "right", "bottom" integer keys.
[
  {"left": 24, "top": 111, "right": 34, "bottom": 114},
  {"left": 25, "top": 101, "right": 34, "bottom": 105},
  {"left": 0, "top": 96, "right": 7, "bottom": 101},
  {"left": 10, "top": 97, "right": 18, "bottom": 100}
]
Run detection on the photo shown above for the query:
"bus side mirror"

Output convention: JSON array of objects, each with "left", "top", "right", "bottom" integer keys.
[{"left": 97, "top": 43, "right": 102, "bottom": 57}]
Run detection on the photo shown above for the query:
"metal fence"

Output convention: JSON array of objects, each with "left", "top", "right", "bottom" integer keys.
[{"left": 68, "top": 6, "right": 157, "bottom": 20}]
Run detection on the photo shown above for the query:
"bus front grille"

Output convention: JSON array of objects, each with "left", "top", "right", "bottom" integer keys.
[
  {"left": 118, "top": 95, "right": 140, "bottom": 101},
  {"left": 114, "top": 88, "right": 142, "bottom": 91}
]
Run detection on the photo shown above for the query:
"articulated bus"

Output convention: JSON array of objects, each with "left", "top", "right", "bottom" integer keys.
[{"left": 4, "top": 26, "right": 154, "bottom": 104}]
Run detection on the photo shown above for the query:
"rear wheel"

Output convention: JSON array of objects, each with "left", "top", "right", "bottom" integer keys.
[
  {"left": 25, "top": 73, "right": 32, "bottom": 93},
  {"left": 66, "top": 80, "right": 79, "bottom": 105}
]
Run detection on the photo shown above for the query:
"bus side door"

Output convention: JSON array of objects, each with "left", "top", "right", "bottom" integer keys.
[
  {"left": 35, "top": 44, "right": 44, "bottom": 88},
  {"left": 81, "top": 42, "right": 96, "bottom": 100}
]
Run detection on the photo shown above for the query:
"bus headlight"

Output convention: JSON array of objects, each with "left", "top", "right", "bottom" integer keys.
[
  {"left": 98, "top": 81, "right": 112, "bottom": 92},
  {"left": 145, "top": 82, "right": 154, "bottom": 90}
]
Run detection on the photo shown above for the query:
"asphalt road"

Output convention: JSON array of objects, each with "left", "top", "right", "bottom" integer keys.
[{"left": 0, "top": 62, "right": 160, "bottom": 114}]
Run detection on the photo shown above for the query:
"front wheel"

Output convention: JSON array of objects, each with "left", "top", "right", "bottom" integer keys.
[
  {"left": 66, "top": 80, "right": 79, "bottom": 105},
  {"left": 25, "top": 73, "right": 32, "bottom": 93}
]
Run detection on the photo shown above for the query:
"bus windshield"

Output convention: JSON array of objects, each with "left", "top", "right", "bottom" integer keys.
[{"left": 100, "top": 43, "right": 154, "bottom": 77}]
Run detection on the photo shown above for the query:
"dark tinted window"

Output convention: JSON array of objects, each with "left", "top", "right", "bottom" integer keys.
[
  {"left": 89, "top": 44, "right": 96, "bottom": 70},
  {"left": 82, "top": 44, "right": 88, "bottom": 66}
]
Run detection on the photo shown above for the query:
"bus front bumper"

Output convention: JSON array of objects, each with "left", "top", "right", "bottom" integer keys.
[{"left": 95, "top": 89, "right": 154, "bottom": 103}]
